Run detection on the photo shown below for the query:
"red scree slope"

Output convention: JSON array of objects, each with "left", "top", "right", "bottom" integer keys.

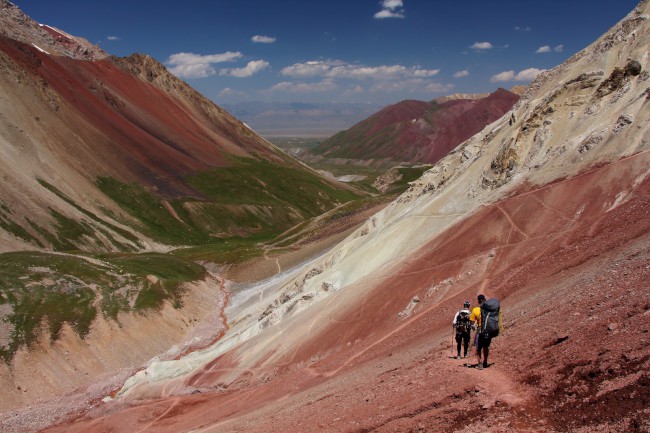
[{"left": 44, "top": 149, "right": 650, "bottom": 432}]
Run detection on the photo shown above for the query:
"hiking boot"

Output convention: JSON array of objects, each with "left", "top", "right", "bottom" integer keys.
[
  {"left": 455, "top": 355, "right": 461, "bottom": 359},
  {"left": 483, "top": 361, "right": 489, "bottom": 368},
  {"left": 477, "top": 363, "right": 483, "bottom": 370}
]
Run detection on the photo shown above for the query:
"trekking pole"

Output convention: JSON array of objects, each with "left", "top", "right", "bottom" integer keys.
[{"left": 450, "top": 327, "right": 454, "bottom": 356}]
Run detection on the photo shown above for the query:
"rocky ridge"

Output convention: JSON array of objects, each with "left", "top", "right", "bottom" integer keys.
[
  {"left": 314, "top": 88, "right": 519, "bottom": 166},
  {"left": 0, "top": 0, "right": 106, "bottom": 60}
]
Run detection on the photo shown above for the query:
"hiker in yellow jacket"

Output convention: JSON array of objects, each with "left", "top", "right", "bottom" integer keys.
[{"left": 469, "top": 294, "right": 487, "bottom": 368}]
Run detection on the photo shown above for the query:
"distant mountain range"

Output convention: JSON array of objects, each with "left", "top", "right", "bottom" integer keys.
[
  {"left": 223, "top": 90, "right": 523, "bottom": 139},
  {"left": 222, "top": 101, "right": 384, "bottom": 137},
  {"left": 312, "top": 88, "right": 519, "bottom": 165}
]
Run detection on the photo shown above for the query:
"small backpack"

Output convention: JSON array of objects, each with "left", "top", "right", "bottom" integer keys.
[
  {"left": 480, "top": 298, "right": 501, "bottom": 337},
  {"left": 456, "top": 310, "right": 471, "bottom": 333}
]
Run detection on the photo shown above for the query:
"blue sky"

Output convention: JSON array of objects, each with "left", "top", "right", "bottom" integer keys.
[{"left": 17, "top": 0, "right": 641, "bottom": 106}]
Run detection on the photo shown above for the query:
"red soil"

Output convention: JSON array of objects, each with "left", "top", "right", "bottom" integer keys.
[
  {"left": 317, "top": 89, "right": 519, "bottom": 165},
  {"left": 421, "top": 89, "right": 519, "bottom": 164},
  {"left": 0, "top": 37, "right": 279, "bottom": 197},
  {"left": 43, "top": 150, "right": 650, "bottom": 432}
]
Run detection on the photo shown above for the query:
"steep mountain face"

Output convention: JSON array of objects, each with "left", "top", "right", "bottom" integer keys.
[
  {"left": 0, "top": 0, "right": 106, "bottom": 60},
  {"left": 0, "top": 3, "right": 362, "bottom": 414},
  {"left": 313, "top": 88, "right": 519, "bottom": 165},
  {"left": 0, "top": 5, "right": 358, "bottom": 253},
  {"left": 36, "top": 2, "right": 650, "bottom": 432}
]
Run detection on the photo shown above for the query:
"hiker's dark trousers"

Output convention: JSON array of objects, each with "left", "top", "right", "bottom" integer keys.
[{"left": 456, "top": 331, "right": 470, "bottom": 356}]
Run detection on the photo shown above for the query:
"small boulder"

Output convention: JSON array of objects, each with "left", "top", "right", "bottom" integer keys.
[{"left": 625, "top": 60, "right": 642, "bottom": 77}]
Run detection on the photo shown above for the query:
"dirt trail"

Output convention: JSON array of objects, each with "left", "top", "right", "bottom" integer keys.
[
  {"left": 367, "top": 340, "right": 547, "bottom": 433},
  {"left": 297, "top": 333, "right": 544, "bottom": 433},
  {"left": 262, "top": 248, "right": 282, "bottom": 274}
]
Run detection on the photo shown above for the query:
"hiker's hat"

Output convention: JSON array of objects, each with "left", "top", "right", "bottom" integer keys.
[
  {"left": 463, "top": 301, "right": 470, "bottom": 308},
  {"left": 477, "top": 294, "right": 486, "bottom": 302}
]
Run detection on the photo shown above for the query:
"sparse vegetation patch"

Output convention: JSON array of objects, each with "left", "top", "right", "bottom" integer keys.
[
  {"left": 0, "top": 251, "right": 206, "bottom": 362},
  {"left": 37, "top": 178, "right": 143, "bottom": 249},
  {"left": 96, "top": 157, "right": 360, "bottom": 247}
]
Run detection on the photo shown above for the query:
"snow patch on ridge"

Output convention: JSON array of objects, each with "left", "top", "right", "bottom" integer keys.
[{"left": 30, "top": 43, "right": 48, "bottom": 54}]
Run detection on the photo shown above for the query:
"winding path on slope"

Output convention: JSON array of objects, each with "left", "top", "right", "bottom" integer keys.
[{"left": 262, "top": 248, "right": 282, "bottom": 275}]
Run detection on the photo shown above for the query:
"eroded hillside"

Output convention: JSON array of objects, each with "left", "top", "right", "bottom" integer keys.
[
  {"left": 314, "top": 88, "right": 519, "bottom": 165},
  {"left": 0, "top": 0, "right": 364, "bottom": 414},
  {"left": 31, "top": 1, "right": 650, "bottom": 432},
  {"left": 0, "top": 33, "right": 360, "bottom": 252}
]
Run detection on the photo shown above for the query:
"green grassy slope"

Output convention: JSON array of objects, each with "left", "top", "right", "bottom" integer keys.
[
  {"left": 96, "top": 156, "right": 361, "bottom": 248},
  {"left": 0, "top": 251, "right": 206, "bottom": 361}
]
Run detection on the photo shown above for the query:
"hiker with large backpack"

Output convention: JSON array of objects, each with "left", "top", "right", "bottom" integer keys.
[
  {"left": 452, "top": 301, "right": 472, "bottom": 359},
  {"left": 470, "top": 294, "right": 502, "bottom": 369}
]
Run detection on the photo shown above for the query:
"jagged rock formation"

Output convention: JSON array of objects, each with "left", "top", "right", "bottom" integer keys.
[
  {"left": 0, "top": 0, "right": 106, "bottom": 60},
  {"left": 507, "top": 84, "right": 527, "bottom": 96},
  {"left": 371, "top": 167, "right": 405, "bottom": 193},
  {"left": 313, "top": 88, "right": 519, "bottom": 166},
  {"left": 37, "top": 2, "right": 650, "bottom": 432}
]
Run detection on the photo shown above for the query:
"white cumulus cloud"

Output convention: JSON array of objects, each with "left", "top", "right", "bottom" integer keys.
[
  {"left": 490, "top": 70, "right": 515, "bottom": 82},
  {"left": 281, "top": 60, "right": 340, "bottom": 77},
  {"left": 329, "top": 64, "right": 407, "bottom": 80},
  {"left": 424, "top": 82, "right": 455, "bottom": 93},
  {"left": 491, "top": 68, "right": 545, "bottom": 83},
  {"left": 270, "top": 79, "right": 338, "bottom": 93},
  {"left": 514, "top": 68, "right": 545, "bottom": 81},
  {"left": 413, "top": 68, "right": 441, "bottom": 77},
  {"left": 252, "top": 35, "right": 276, "bottom": 44},
  {"left": 166, "top": 51, "right": 243, "bottom": 79},
  {"left": 218, "top": 87, "right": 248, "bottom": 98},
  {"left": 276, "top": 58, "right": 447, "bottom": 97},
  {"left": 374, "top": 0, "right": 405, "bottom": 19},
  {"left": 537, "top": 44, "right": 564, "bottom": 53},
  {"left": 369, "top": 78, "right": 452, "bottom": 94},
  {"left": 374, "top": 9, "right": 404, "bottom": 19},
  {"left": 454, "top": 70, "right": 469, "bottom": 78},
  {"left": 281, "top": 60, "right": 438, "bottom": 80},
  {"left": 382, "top": 0, "right": 403, "bottom": 9},
  {"left": 220, "top": 60, "right": 270, "bottom": 78},
  {"left": 471, "top": 41, "right": 493, "bottom": 50}
]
